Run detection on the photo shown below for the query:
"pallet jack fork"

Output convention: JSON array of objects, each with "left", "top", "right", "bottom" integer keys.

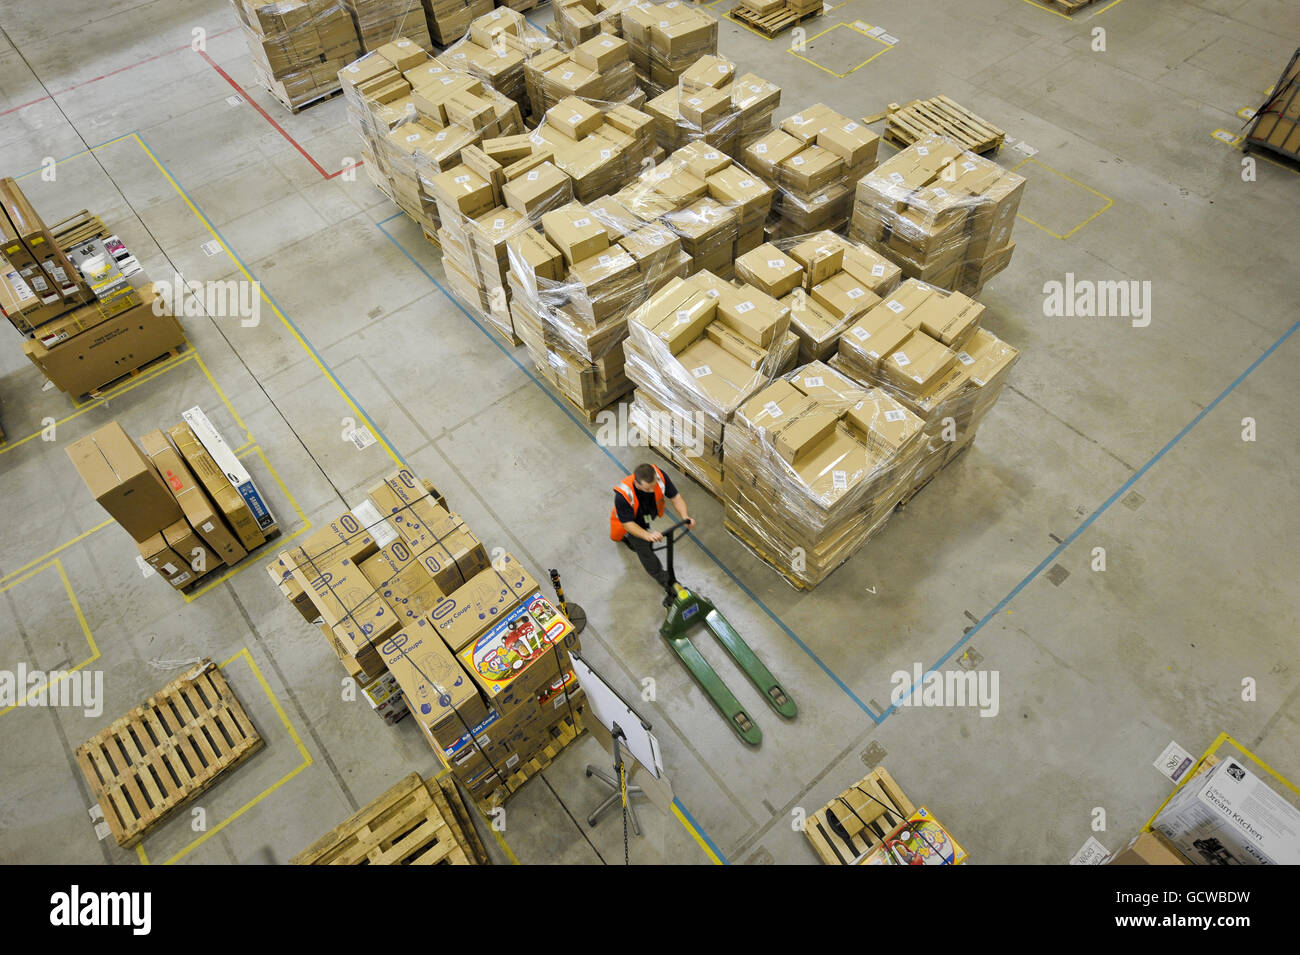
[{"left": 655, "top": 519, "right": 796, "bottom": 745}]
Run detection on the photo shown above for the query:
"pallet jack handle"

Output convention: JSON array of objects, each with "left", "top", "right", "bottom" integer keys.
[{"left": 654, "top": 518, "right": 693, "bottom": 599}]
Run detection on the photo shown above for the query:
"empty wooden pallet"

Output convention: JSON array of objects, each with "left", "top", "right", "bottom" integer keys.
[
  {"left": 292, "top": 773, "right": 487, "bottom": 865},
  {"left": 76, "top": 660, "right": 263, "bottom": 848},
  {"left": 1038, "top": 0, "right": 1102, "bottom": 13},
  {"left": 727, "top": 4, "right": 820, "bottom": 39},
  {"left": 805, "top": 767, "right": 915, "bottom": 865},
  {"left": 885, "top": 96, "right": 1006, "bottom": 154}
]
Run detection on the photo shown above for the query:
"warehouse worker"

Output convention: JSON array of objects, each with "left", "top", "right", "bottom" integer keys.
[{"left": 610, "top": 463, "right": 695, "bottom": 588}]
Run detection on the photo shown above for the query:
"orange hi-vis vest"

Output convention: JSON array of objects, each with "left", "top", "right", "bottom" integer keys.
[{"left": 609, "top": 466, "right": 666, "bottom": 541}]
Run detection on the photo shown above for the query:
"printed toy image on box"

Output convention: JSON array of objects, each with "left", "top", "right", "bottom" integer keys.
[{"left": 459, "top": 593, "right": 576, "bottom": 700}]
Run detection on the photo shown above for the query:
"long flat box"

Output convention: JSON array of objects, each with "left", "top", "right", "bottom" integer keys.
[
  {"left": 139, "top": 429, "right": 244, "bottom": 568},
  {"left": 182, "top": 406, "right": 277, "bottom": 537},
  {"left": 168, "top": 421, "right": 265, "bottom": 551},
  {"left": 66, "top": 422, "right": 183, "bottom": 543}
]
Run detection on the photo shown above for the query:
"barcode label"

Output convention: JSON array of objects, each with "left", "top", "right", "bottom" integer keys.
[
  {"left": 574, "top": 217, "right": 591, "bottom": 227},
  {"left": 872, "top": 264, "right": 885, "bottom": 276},
  {"left": 851, "top": 327, "right": 870, "bottom": 340},
  {"left": 454, "top": 174, "right": 470, "bottom": 183},
  {"left": 884, "top": 409, "right": 907, "bottom": 422},
  {"left": 763, "top": 401, "right": 783, "bottom": 418},
  {"left": 768, "top": 259, "right": 785, "bottom": 269},
  {"left": 893, "top": 351, "right": 911, "bottom": 367},
  {"left": 735, "top": 301, "right": 755, "bottom": 313},
  {"left": 691, "top": 365, "right": 712, "bottom": 378},
  {"left": 803, "top": 376, "right": 824, "bottom": 387},
  {"left": 847, "top": 287, "right": 864, "bottom": 299},
  {"left": 886, "top": 300, "right": 904, "bottom": 313},
  {"left": 832, "top": 470, "right": 847, "bottom": 490},
  {"left": 957, "top": 352, "right": 974, "bottom": 365}
]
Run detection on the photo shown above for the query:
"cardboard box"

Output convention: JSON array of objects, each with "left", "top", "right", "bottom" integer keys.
[
  {"left": 1108, "top": 830, "right": 1192, "bottom": 866},
  {"left": 541, "top": 204, "right": 610, "bottom": 267},
  {"left": 458, "top": 592, "right": 577, "bottom": 706},
  {"left": 168, "top": 421, "right": 265, "bottom": 550},
  {"left": 879, "top": 331, "right": 957, "bottom": 394},
  {"left": 66, "top": 422, "right": 184, "bottom": 543},
  {"left": 843, "top": 393, "right": 924, "bottom": 458},
  {"left": 840, "top": 311, "right": 913, "bottom": 374},
  {"left": 430, "top": 566, "right": 521, "bottom": 653},
  {"left": 790, "top": 236, "right": 843, "bottom": 288},
  {"left": 137, "top": 530, "right": 187, "bottom": 582},
  {"left": 378, "top": 616, "right": 490, "bottom": 747},
  {"left": 139, "top": 429, "right": 242, "bottom": 568},
  {"left": 548, "top": 96, "right": 603, "bottom": 139},
  {"left": 502, "top": 161, "right": 572, "bottom": 217},
  {"left": 182, "top": 406, "right": 276, "bottom": 536},
  {"left": 573, "top": 34, "right": 629, "bottom": 73},
  {"left": 679, "top": 87, "right": 730, "bottom": 129},
  {"left": 812, "top": 272, "right": 879, "bottom": 323},
  {"left": 772, "top": 405, "right": 839, "bottom": 464},
  {"left": 163, "top": 518, "right": 215, "bottom": 583},
  {"left": 736, "top": 244, "right": 803, "bottom": 299}
]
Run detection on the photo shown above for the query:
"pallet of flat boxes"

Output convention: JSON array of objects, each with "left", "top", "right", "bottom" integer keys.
[
  {"left": 339, "top": 40, "right": 525, "bottom": 240},
  {"left": 0, "top": 188, "right": 188, "bottom": 398},
  {"left": 425, "top": 0, "right": 493, "bottom": 45},
  {"left": 67, "top": 409, "right": 279, "bottom": 594},
  {"left": 644, "top": 55, "right": 781, "bottom": 156},
  {"left": 611, "top": 142, "right": 776, "bottom": 275},
  {"left": 342, "top": 0, "right": 433, "bottom": 51},
  {"left": 506, "top": 194, "right": 690, "bottom": 418},
  {"left": 833, "top": 277, "right": 1019, "bottom": 503},
  {"left": 524, "top": 33, "right": 645, "bottom": 115},
  {"left": 743, "top": 102, "right": 879, "bottom": 239},
  {"left": 551, "top": 0, "right": 633, "bottom": 49},
  {"left": 727, "top": 0, "right": 820, "bottom": 40},
  {"left": 266, "top": 467, "right": 586, "bottom": 808},
  {"left": 438, "top": 8, "right": 556, "bottom": 120},
  {"left": 232, "top": 0, "right": 361, "bottom": 113},
  {"left": 622, "top": 269, "right": 799, "bottom": 496},
  {"left": 621, "top": 0, "right": 718, "bottom": 96},
  {"left": 849, "top": 134, "right": 1024, "bottom": 296}
]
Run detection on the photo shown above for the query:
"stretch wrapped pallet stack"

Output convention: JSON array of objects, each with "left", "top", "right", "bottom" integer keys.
[
  {"left": 849, "top": 134, "right": 1024, "bottom": 296},
  {"left": 552, "top": 0, "right": 635, "bottom": 48},
  {"left": 743, "top": 102, "right": 880, "bottom": 238},
  {"left": 621, "top": 0, "right": 718, "bottom": 95},
  {"left": 644, "top": 55, "right": 781, "bottom": 156},
  {"left": 342, "top": 0, "right": 434, "bottom": 50},
  {"left": 438, "top": 8, "right": 557, "bottom": 118},
  {"left": 524, "top": 34, "right": 646, "bottom": 115},
  {"left": 232, "top": 0, "right": 362, "bottom": 112}
]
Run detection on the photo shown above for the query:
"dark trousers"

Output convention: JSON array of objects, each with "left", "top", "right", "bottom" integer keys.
[{"left": 622, "top": 535, "right": 667, "bottom": 586}]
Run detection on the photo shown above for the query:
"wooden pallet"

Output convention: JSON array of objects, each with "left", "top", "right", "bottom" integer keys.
[
  {"left": 473, "top": 706, "right": 587, "bottom": 814},
  {"left": 292, "top": 772, "right": 484, "bottom": 865},
  {"left": 76, "top": 660, "right": 263, "bottom": 848},
  {"left": 723, "top": 517, "right": 814, "bottom": 592},
  {"left": 805, "top": 767, "right": 914, "bottom": 865},
  {"left": 885, "top": 96, "right": 1005, "bottom": 154},
  {"left": 83, "top": 345, "right": 186, "bottom": 399},
  {"left": 266, "top": 83, "right": 345, "bottom": 115},
  {"left": 178, "top": 526, "right": 283, "bottom": 594},
  {"left": 727, "top": 3, "right": 820, "bottom": 39},
  {"left": 1038, "top": 0, "right": 1101, "bottom": 13},
  {"left": 553, "top": 381, "right": 634, "bottom": 424},
  {"left": 433, "top": 775, "right": 490, "bottom": 865}
]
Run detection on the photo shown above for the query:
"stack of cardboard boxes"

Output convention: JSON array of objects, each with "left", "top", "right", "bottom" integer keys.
[
  {"left": 0, "top": 186, "right": 186, "bottom": 398},
  {"left": 524, "top": 34, "right": 645, "bottom": 115},
  {"left": 849, "top": 134, "right": 1025, "bottom": 295},
  {"left": 424, "top": 0, "right": 493, "bottom": 44},
  {"left": 744, "top": 103, "right": 880, "bottom": 238},
  {"left": 67, "top": 410, "right": 278, "bottom": 593},
  {"left": 340, "top": 42, "right": 525, "bottom": 240},
  {"left": 551, "top": 0, "right": 632, "bottom": 49},
  {"left": 734, "top": 231, "right": 900, "bottom": 365},
  {"left": 506, "top": 195, "right": 690, "bottom": 414},
  {"left": 622, "top": 270, "right": 799, "bottom": 495},
  {"left": 525, "top": 96, "right": 657, "bottom": 202},
  {"left": 832, "top": 277, "right": 1020, "bottom": 494},
  {"left": 427, "top": 142, "right": 575, "bottom": 341},
  {"left": 611, "top": 142, "right": 775, "bottom": 277},
  {"left": 620, "top": 0, "right": 718, "bottom": 95},
  {"left": 342, "top": 0, "right": 434, "bottom": 50},
  {"left": 438, "top": 8, "right": 556, "bottom": 119},
  {"left": 267, "top": 468, "right": 584, "bottom": 805},
  {"left": 232, "top": 0, "right": 362, "bottom": 112},
  {"left": 722, "top": 362, "right": 927, "bottom": 588},
  {"left": 644, "top": 56, "right": 780, "bottom": 156}
]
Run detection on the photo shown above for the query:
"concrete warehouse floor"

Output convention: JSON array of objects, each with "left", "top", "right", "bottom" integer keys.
[{"left": 0, "top": 0, "right": 1297, "bottom": 866}]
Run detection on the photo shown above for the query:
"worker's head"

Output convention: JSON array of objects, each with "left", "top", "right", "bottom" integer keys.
[{"left": 633, "top": 463, "right": 658, "bottom": 492}]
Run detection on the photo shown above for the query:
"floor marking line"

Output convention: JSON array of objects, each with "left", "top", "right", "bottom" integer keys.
[{"left": 878, "top": 315, "right": 1300, "bottom": 721}]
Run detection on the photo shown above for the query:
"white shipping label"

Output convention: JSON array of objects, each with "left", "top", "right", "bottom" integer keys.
[
  {"left": 691, "top": 365, "right": 712, "bottom": 378},
  {"left": 886, "top": 300, "right": 904, "bottom": 313},
  {"left": 201, "top": 239, "right": 221, "bottom": 257},
  {"left": 755, "top": 144, "right": 768, "bottom": 154},
  {"left": 172, "top": 572, "right": 192, "bottom": 585},
  {"left": 1153, "top": 740, "right": 1194, "bottom": 783},
  {"left": 202, "top": 521, "right": 215, "bottom": 533},
  {"left": 735, "top": 301, "right": 755, "bottom": 313},
  {"left": 505, "top": 754, "right": 520, "bottom": 768},
  {"left": 872, "top": 263, "right": 886, "bottom": 276},
  {"left": 226, "top": 94, "right": 244, "bottom": 107},
  {"left": 717, "top": 64, "right": 727, "bottom": 73},
  {"left": 406, "top": 133, "right": 420, "bottom": 143},
  {"left": 601, "top": 149, "right": 612, "bottom": 159},
  {"left": 739, "top": 178, "right": 755, "bottom": 187},
  {"left": 161, "top": 562, "right": 179, "bottom": 576},
  {"left": 454, "top": 174, "right": 470, "bottom": 184},
  {"left": 767, "top": 259, "right": 785, "bottom": 269},
  {"left": 803, "top": 376, "right": 824, "bottom": 388},
  {"left": 598, "top": 254, "right": 611, "bottom": 265},
  {"left": 831, "top": 470, "right": 847, "bottom": 490},
  {"left": 957, "top": 352, "right": 974, "bottom": 366},
  {"left": 136, "top": 556, "right": 155, "bottom": 578},
  {"left": 791, "top": 156, "right": 805, "bottom": 165},
  {"left": 493, "top": 218, "right": 505, "bottom": 230},
  {"left": 527, "top": 170, "right": 539, "bottom": 181},
  {"left": 933, "top": 187, "right": 949, "bottom": 197},
  {"left": 574, "top": 217, "right": 591, "bottom": 227},
  {"left": 844, "top": 121, "right": 859, "bottom": 131},
  {"left": 917, "top": 145, "right": 930, "bottom": 156},
  {"left": 563, "top": 73, "right": 575, "bottom": 82},
  {"left": 851, "top": 327, "right": 870, "bottom": 340},
  {"left": 351, "top": 500, "right": 398, "bottom": 547},
  {"left": 847, "top": 287, "right": 865, "bottom": 299},
  {"left": 893, "top": 351, "right": 911, "bottom": 367},
  {"left": 888, "top": 172, "right": 905, "bottom": 183},
  {"left": 553, "top": 694, "right": 568, "bottom": 709},
  {"left": 1070, "top": 837, "right": 1111, "bottom": 865},
  {"left": 763, "top": 401, "right": 783, "bottom": 418},
  {"left": 348, "top": 426, "right": 376, "bottom": 450},
  {"left": 884, "top": 409, "right": 907, "bottom": 422},
  {"left": 676, "top": 309, "right": 691, "bottom": 323}
]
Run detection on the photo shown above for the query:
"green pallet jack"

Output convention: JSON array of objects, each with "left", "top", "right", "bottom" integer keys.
[{"left": 655, "top": 518, "right": 796, "bottom": 745}]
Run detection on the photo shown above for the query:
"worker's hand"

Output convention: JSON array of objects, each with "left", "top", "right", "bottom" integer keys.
[
  {"left": 649, "top": 530, "right": 664, "bottom": 543},
  {"left": 685, "top": 517, "right": 696, "bottom": 530}
]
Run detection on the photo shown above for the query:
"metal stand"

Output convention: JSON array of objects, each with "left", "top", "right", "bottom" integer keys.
[{"left": 584, "top": 765, "right": 645, "bottom": 833}]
